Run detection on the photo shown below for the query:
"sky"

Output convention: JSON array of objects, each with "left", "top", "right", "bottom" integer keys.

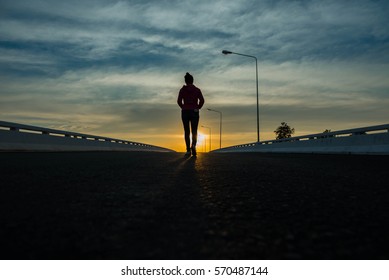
[{"left": 1, "top": 0, "right": 388, "bottom": 151}]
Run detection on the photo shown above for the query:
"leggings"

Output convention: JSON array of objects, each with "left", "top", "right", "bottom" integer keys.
[{"left": 181, "top": 110, "right": 199, "bottom": 150}]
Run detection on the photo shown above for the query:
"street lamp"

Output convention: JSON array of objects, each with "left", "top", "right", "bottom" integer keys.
[
  {"left": 201, "top": 125, "right": 212, "bottom": 152},
  {"left": 207, "top": 108, "right": 222, "bottom": 149},
  {"left": 222, "top": 49, "right": 260, "bottom": 142}
]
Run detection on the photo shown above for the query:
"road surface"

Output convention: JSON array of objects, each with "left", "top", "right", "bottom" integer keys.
[{"left": 1, "top": 152, "right": 388, "bottom": 259}]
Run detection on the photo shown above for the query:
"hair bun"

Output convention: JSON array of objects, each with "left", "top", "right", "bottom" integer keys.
[{"left": 184, "top": 72, "right": 194, "bottom": 84}]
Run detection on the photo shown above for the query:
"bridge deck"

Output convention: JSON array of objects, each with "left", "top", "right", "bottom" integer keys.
[{"left": 1, "top": 152, "right": 388, "bottom": 259}]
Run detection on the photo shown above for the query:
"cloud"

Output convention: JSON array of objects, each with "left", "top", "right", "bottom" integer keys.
[{"left": 1, "top": 0, "right": 388, "bottom": 150}]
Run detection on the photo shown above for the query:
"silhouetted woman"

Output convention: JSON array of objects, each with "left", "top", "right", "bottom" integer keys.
[{"left": 177, "top": 72, "right": 205, "bottom": 156}]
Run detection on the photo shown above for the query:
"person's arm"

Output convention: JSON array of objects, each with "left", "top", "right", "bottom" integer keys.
[
  {"left": 198, "top": 90, "right": 204, "bottom": 109},
  {"left": 177, "top": 89, "right": 183, "bottom": 108}
]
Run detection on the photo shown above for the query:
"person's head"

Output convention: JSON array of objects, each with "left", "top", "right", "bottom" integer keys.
[{"left": 184, "top": 72, "right": 194, "bottom": 85}]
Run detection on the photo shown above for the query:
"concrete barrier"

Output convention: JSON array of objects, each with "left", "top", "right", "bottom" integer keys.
[
  {"left": 214, "top": 124, "right": 389, "bottom": 155},
  {"left": 0, "top": 121, "right": 174, "bottom": 152}
]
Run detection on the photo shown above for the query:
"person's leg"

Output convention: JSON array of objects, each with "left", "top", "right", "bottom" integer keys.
[
  {"left": 190, "top": 111, "right": 199, "bottom": 154},
  {"left": 181, "top": 110, "right": 191, "bottom": 152}
]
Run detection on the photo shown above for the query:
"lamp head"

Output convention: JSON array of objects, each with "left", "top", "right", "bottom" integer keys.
[{"left": 222, "top": 50, "right": 232, "bottom": 55}]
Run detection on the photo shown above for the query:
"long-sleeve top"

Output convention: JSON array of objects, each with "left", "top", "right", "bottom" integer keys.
[{"left": 177, "top": 84, "right": 205, "bottom": 110}]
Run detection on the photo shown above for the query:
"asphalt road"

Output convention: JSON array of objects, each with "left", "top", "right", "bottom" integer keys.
[{"left": 1, "top": 152, "right": 388, "bottom": 259}]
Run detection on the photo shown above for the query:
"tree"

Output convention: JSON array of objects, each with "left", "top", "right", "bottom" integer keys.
[
  {"left": 274, "top": 122, "right": 295, "bottom": 139},
  {"left": 321, "top": 129, "right": 333, "bottom": 138}
]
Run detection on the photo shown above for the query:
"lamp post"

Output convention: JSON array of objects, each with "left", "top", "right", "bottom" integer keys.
[
  {"left": 201, "top": 125, "right": 212, "bottom": 152},
  {"left": 222, "top": 49, "right": 260, "bottom": 142},
  {"left": 207, "top": 108, "right": 222, "bottom": 149}
]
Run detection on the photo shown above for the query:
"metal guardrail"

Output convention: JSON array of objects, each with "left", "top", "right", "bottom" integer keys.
[
  {"left": 215, "top": 124, "right": 389, "bottom": 152},
  {"left": 0, "top": 120, "right": 174, "bottom": 152}
]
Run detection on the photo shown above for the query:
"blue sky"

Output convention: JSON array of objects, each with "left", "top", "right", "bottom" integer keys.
[{"left": 1, "top": 0, "right": 388, "bottom": 150}]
